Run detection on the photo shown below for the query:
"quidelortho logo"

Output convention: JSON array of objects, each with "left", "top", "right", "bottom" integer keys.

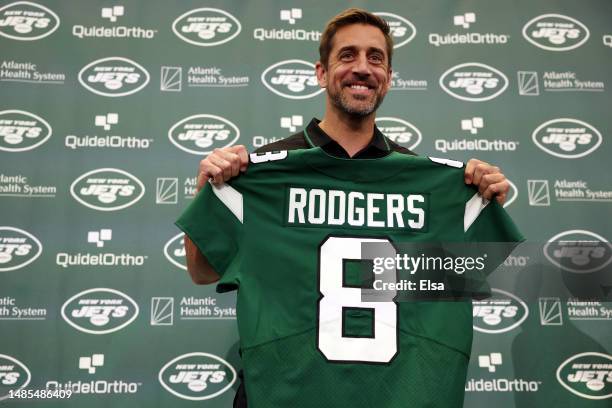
[
  {"left": 46, "top": 354, "right": 142, "bottom": 394},
  {"left": 429, "top": 12, "right": 509, "bottom": 47},
  {"left": 164, "top": 233, "right": 186, "bottom": 271},
  {"left": 65, "top": 113, "right": 153, "bottom": 151},
  {"left": 439, "top": 63, "right": 508, "bottom": 101},
  {"left": 72, "top": 5, "right": 157, "bottom": 39},
  {"left": 544, "top": 230, "right": 612, "bottom": 274},
  {"left": 0, "top": 110, "right": 52, "bottom": 152},
  {"left": 523, "top": 14, "right": 589, "bottom": 51},
  {"left": 159, "top": 352, "right": 237, "bottom": 400},
  {"left": 172, "top": 8, "right": 241, "bottom": 46},
  {"left": 557, "top": 352, "right": 612, "bottom": 400},
  {"left": 0, "top": 1, "right": 59, "bottom": 41},
  {"left": 473, "top": 288, "right": 528, "bottom": 333},
  {"left": 532, "top": 118, "right": 602, "bottom": 159},
  {"left": 435, "top": 117, "right": 519, "bottom": 154},
  {"left": 375, "top": 117, "right": 422, "bottom": 151},
  {"left": 253, "top": 8, "right": 320, "bottom": 42},
  {"left": 78, "top": 57, "right": 150, "bottom": 97},
  {"left": 466, "top": 352, "right": 541, "bottom": 392},
  {"left": 56, "top": 228, "right": 148, "bottom": 269},
  {"left": 373, "top": 12, "right": 416, "bottom": 48},
  {"left": 261, "top": 59, "right": 324, "bottom": 99},
  {"left": 168, "top": 114, "right": 239, "bottom": 155},
  {"left": 61, "top": 288, "right": 139, "bottom": 335},
  {"left": 70, "top": 168, "right": 145, "bottom": 211},
  {"left": 0, "top": 354, "right": 31, "bottom": 401},
  {"left": 0, "top": 227, "right": 42, "bottom": 272}
]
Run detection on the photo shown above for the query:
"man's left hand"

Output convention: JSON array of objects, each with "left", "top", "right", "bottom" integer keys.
[{"left": 464, "top": 159, "right": 509, "bottom": 205}]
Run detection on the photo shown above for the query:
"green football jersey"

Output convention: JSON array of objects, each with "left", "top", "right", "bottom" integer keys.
[{"left": 176, "top": 148, "right": 523, "bottom": 408}]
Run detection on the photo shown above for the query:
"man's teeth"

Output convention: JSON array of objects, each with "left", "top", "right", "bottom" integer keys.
[{"left": 350, "top": 84, "right": 369, "bottom": 90}]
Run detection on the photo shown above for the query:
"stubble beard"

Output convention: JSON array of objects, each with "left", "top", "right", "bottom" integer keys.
[{"left": 329, "top": 86, "right": 385, "bottom": 118}]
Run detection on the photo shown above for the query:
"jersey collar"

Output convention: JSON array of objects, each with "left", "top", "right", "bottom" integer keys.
[{"left": 304, "top": 118, "right": 391, "bottom": 159}]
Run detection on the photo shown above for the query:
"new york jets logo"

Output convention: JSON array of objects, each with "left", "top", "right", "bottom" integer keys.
[
  {"left": 0, "top": 227, "right": 42, "bottom": 272},
  {"left": 164, "top": 232, "right": 186, "bottom": 271},
  {"left": 373, "top": 12, "right": 416, "bottom": 48},
  {"left": 532, "top": 118, "right": 601, "bottom": 159},
  {"left": 78, "top": 57, "right": 150, "bottom": 97},
  {"left": 375, "top": 117, "right": 422, "bottom": 151},
  {"left": 70, "top": 168, "right": 145, "bottom": 211},
  {"left": 0, "top": 110, "right": 52, "bottom": 152},
  {"left": 544, "top": 230, "right": 612, "bottom": 274},
  {"left": 61, "top": 288, "right": 139, "bottom": 335},
  {"left": 168, "top": 114, "right": 240, "bottom": 155},
  {"left": 159, "top": 352, "right": 237, "bottom": 400},
  {"left": 439, "top": 63, "right": 508, "bottom": 101},
  {"left": 523, "top": 14, "right": 589, "bottom": 51},
  {"left": 0, "top": 1, "right": 59, "bottom": 41},
  {"left": 172, "top": 8, "right": 241, "bottom": 46},
  {"left": 472, "top": 288, "right": 528, "bottom": 333},
  {"left": 261, "top": 59, "right": 324, "bottom": 100},
  {"left": 0, "top": 354, "right": 31, "bottom": 401},
  {"left": 556, "top": 352, "right": 612, "bottom": 400}
]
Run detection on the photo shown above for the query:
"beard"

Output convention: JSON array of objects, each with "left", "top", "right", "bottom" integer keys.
[{"left": 329, "top": 85, "right": 386, "bottom": 117}]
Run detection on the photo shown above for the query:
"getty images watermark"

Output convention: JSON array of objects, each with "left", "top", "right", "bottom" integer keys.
[{"left": 357, "top": 241, "right": 612, "bottom": 302}]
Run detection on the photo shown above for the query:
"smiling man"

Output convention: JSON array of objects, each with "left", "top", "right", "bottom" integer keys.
[{"left": 178, "top": 8, "right": 520, "bottom": 408}]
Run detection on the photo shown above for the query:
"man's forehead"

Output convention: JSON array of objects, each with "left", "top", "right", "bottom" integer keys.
[{"left": 330, "top": 23, "right": 387, "bottom": 53}]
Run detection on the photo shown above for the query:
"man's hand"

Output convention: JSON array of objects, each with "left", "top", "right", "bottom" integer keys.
[
  {"left": 196, "top": 145, "right": 249, "bottom": 191},
  {"left": 464, "top": 159, "right": 509, "bottom": 205}
]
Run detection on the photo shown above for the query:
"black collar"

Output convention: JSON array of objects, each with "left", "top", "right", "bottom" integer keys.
[{"left": 304, "top": 118, "right": 391, "bottom": 159}]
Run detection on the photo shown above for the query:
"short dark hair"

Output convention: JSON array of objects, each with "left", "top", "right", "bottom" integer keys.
[{"left": 319, "top": 8, "right": 393, "bottom": 68}]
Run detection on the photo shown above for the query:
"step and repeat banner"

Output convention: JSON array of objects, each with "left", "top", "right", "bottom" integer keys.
[{"left": 1, "top": 0, "right": 611, "bottom": 406}]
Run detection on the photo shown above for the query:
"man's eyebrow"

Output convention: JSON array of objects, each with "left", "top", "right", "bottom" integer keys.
[{"left": 336, "top": 45, "right": 386, "bottom": 54}]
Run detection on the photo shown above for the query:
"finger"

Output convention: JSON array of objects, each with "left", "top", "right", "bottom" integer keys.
[
  {"left": 196, "top": 171, "right": 210, "bottom": 192},
  {"left": 480, "top": 177, "right": 507, "bottom": 200},
  {"left": 464, "top": 159, "right": 484, "bottom": 184},
  {"left": 216, "top": 149, "right": 241, "bottom": 177},
  {"left": 208, "top": 153, "right": 233, "bottom": 182},
  {"left": 495, "top": 192, "right": 507, "bottom": 205},
  {"left": 230, "top": 145, "right": 249, "bottom": 172}
]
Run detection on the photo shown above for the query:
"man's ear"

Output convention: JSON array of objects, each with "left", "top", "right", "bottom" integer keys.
[
  {"left": 315, "top": 61, "right": 327, "bottom": 88},
  {"left": 385, "top": 68, "right": 393, "bottom": 92}
]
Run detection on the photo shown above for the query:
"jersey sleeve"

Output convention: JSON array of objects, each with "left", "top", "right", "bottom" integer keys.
[
  {"left": 175, "top": 181, "right": 244, "bottom": 281},
  {"left": 464, "top": 193, "right": 524, "bottom": 243},
  {"left": 457, "top": 192, "right": 525, "bottom": 298}
]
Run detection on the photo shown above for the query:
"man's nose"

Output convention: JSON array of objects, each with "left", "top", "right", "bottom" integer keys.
[{"left": 352, "top": 53, "right": 371, "bottom": 76}]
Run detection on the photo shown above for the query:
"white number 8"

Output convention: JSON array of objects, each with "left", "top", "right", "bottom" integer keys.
[{"left": 317, "top": 236, "right": 398, "bottom": 363}]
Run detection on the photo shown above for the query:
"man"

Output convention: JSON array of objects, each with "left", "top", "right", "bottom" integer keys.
[{"left": 178, "top": 8, "right": 520, "bottom": 407}]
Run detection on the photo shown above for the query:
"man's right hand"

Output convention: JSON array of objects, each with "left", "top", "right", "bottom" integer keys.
[{"left": 197, "top": 145, "right": 249, "bottom": 191}]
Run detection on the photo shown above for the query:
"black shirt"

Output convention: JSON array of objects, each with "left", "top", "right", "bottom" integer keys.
[
  {"left": 234, "top": 117, "right": 416, "bottom": 408},
  {"left": 254, "top": 118, "right": 416, "bottom": 158}
]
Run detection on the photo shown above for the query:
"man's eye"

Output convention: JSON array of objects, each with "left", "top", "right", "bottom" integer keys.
[
  {"left": 340, "top": 53, "right": 353, "bottom": 60},
  {"left": 370, "top": 54, "right": 383, "bottom": 63}
]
